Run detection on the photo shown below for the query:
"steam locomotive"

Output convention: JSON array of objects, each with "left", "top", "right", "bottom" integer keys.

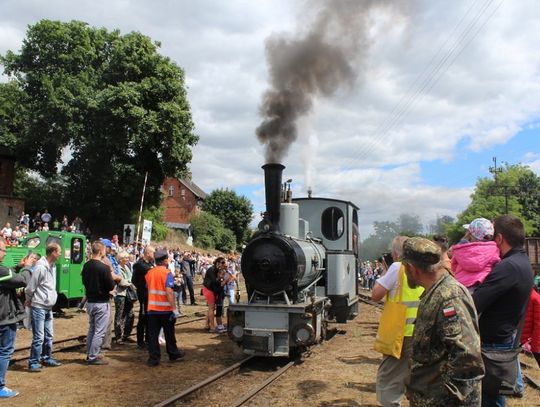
[{"left": 227, "top": 164, "right": 360, "bottom": 356}]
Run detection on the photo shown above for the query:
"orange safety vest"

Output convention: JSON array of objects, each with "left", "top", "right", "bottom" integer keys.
[{"left": 145, "top": 265, "right": 174, "bottom": 312}]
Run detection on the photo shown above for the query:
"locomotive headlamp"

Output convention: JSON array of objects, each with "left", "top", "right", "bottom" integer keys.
[
  {"left": 292, "top": 323, "right": 315, "bottom": 345},
  {"left": 230, "top": 324, "right": 244, "bottom": 341}
]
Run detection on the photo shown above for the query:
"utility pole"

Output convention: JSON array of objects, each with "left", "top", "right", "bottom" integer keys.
[{"left": 487, "top": 157, "right": 516, "bottom": 214}]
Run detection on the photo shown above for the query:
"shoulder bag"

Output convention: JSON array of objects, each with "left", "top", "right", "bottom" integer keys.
[
  {"left": 373, "top": 265, "right": 407, "bottom": 358},
  {"left": 126, "top": 285, "right": 138, "bottom": 302}
]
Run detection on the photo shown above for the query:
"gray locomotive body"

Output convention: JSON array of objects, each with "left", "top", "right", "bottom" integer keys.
[{"left": 228, "top": 164, "right": 359, "bottom": 357}]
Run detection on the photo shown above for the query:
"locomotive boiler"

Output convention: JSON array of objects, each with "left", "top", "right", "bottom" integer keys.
[{"left": 228, "top": 163, "right": 360, "bottom": 356}]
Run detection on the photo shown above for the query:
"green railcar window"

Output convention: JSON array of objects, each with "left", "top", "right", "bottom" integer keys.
[
  {"left": 71, "top": 238, "right": 83, "bottom": 264},
  {"left": 26, "top": 237, "right": 40, "bottom": 248}
]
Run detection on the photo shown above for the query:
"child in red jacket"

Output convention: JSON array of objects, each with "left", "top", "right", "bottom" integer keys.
[{"left": 521, "top": 287, "right": 540, "bottom": 367}]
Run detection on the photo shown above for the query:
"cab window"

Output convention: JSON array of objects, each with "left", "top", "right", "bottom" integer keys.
[{"left": 321, "top": 207, "right": 344, "bottom": 241}]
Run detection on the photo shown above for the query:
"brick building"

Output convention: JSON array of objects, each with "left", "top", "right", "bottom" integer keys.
[
  {"left": 162, "top": 177, "right": 206, "bottom": 234},
  {"left": 0, "top": 147, "right": 25, "bottom": 227}
]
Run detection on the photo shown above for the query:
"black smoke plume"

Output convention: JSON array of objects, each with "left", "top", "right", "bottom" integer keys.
[{"left": 256, "top": 0, "right": 401, "bottom": 163}]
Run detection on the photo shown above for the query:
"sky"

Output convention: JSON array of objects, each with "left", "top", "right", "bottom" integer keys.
[{"left": 1, "top": 0, "right": 539, "bottom": 238}]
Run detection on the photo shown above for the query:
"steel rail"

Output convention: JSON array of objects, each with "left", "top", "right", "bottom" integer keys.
[
  {"left": 227, "top": 359, "right": 297, "bottom": 407},
  {"left": 357, "top": 294, "right": 384, "bottom": 310},
  {"left": 11, "top": 316, "right": 206, "bottom": 363},
  {"left": 152, "top": 355, "right": 255, "bottom": 407},
  {"left": 14, "top": 334, "right": 86, "bottom": 353},
  {"left": 520, "top": 360, "right": 540, "bottom": 391}
]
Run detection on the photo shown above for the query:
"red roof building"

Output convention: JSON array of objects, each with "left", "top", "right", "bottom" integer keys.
[{"left": 162, "top": 177, "right": 206, "bottom": 231}]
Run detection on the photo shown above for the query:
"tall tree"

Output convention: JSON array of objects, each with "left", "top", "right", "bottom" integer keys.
[
  {"left": 202, "top": 188, "right": 253, "bottom": 247},
  {"left": 397, "top": 213, "right": 423, "bottom": 235},
  {"left": 0, "top": 20, "right": 197, "bottom": 234},
  {"left": 446, "top": 163, "right": 539, "bottom": 242}
]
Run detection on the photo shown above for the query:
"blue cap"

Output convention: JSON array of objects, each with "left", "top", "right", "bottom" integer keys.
[{"left": 101, "top": 238, "right": 112, "bottom": 248}]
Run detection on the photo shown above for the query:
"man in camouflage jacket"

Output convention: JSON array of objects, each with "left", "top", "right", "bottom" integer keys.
[{"left": 402, "top": 237, "right": 484, "bottom": 407}]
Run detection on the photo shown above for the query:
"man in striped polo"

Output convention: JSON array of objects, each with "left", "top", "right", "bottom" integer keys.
[{"left": 145, "top": 249, "right": 184, "bottom": 367}]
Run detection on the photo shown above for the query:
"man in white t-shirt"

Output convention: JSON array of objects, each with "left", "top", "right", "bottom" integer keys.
[{"left": 371, "top": 236, "right": 424, "bottom": 407}]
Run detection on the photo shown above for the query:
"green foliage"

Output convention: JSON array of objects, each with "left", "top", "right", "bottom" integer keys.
[
  {"left": 190, "top": 211, "right": 237, "bottom": 252},
  {"left": 1, "top": 20, "right": 197, "bottom": 235},
  {"left": 13, "top": 169, "right": 67, "bottom": 217},
  {"left": 202, "top": 188, "right": 253, "bottom": 247},
  {"left": 447, "top": 163, "right": 540, "bottom": 243},
  {"left": 360, "top": 213, "right": 425, "bottom": 261}
]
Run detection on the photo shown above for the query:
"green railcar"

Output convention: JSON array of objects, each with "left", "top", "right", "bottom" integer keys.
[{"left": 3, "top": 231, "right": 86, "bottom": 307}]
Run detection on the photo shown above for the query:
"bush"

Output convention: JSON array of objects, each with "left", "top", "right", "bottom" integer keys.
[{"left": 190, "top": 211, "right": 236, "bottom": 251}]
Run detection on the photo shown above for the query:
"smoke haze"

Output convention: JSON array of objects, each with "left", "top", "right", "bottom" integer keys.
[{"left": 256, "top": 0, "right": 407, "bottom": 163}]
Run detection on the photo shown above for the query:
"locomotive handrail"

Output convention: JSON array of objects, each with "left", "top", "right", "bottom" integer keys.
[{"left": 248, "top": 289, "right": 292, "bottom": 305}]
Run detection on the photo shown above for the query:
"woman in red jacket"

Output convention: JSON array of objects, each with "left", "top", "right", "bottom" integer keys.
[{"left": 521, "top": 287, "right": 540, "bottom": 367}]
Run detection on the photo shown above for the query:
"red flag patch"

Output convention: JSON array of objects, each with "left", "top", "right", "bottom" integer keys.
[{"left": 443, "top": 306, "right": 457, "bottom": 317}]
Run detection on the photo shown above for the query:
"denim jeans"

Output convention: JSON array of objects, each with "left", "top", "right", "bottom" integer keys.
[
  {"left": 174, "top": 291, "right": 183, "bottom": 310},
  {"left": 0, "top": 324, "right": 17, "bottom": 388},
  {"left": 481, "top": 342, "right": 524, "bottom": 407},
  {"left": 29, "top": 307, "right": 54, "bottom": 366}
]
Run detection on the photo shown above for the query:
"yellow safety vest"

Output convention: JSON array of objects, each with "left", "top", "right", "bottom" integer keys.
[{"left": 386, "top": 264, "right": 424, "bottom": 337}]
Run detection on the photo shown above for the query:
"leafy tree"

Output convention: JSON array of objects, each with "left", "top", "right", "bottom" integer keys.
[
  {"left": 190, "top": 212, "right": 236, "bottom": 252},
  {"left": 397, "top": 214, "right": 423, "bottom": 236},
  {"left": 446, "top": 163, "right": 539, "bottom": 242},
  {"left": 202, "top": 188, "right": 253, "bottom": 247},
  {"left": 0, "top": 20, "right": 197, "bottom": 235},
  {"left": 13, "top": 169, "right": 67, "bottom": 218},
  {"left": 360, "top": 214, "right": 424, "bottom": 260},
  {"left": 426, "top": 215, "right": 455, "bottom": 235}
]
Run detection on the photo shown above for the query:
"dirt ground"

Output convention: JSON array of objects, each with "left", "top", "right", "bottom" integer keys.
[{"left": 7, "top": 290, "right": 540, "bottom": 407}]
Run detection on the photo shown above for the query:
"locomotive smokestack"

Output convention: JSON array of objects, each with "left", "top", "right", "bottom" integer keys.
[{"left": 262, "top": 163, "right": 285, "bottom": 232}]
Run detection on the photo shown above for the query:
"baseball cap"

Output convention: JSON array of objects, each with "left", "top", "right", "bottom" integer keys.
[
  {"left": 463, "top": 218, "right": 494, "bottom": 241},
  {"left": 101, "top": 238, "right": 112, "bottom": 248},
  {"left": 154, "top": 249, "right": 168, "bottom": 262}
]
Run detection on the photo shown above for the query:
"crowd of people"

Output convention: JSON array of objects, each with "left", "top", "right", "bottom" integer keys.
[
  {"left": 0, "top": 232, "right": 241, "bottom": 398},
  {"left": 0, "top": 213, "right": 537, "bottom": 404},
  {"left": 1, "top": 210, "right": 88, "bottom": 246},
  {"left": 371, "top": 214, "right": 535, "bottom": 407}
]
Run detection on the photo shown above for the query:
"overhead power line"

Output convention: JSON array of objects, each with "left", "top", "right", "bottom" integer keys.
[{"left": 349, "top": 0, "right": 503, "bottom": 164}]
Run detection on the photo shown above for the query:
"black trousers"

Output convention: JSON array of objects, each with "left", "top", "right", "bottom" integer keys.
[
  {"left": 136, "top": 299, "right": 148, "bottom": 346},
  {"left": 147, "top": 312, "right": 180, "bottom": 362},
  {"left": 181, "top": 273, "right": 196, "bottom": 304}
]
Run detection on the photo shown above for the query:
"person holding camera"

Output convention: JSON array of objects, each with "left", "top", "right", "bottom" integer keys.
[{"left": 202, "top": 257, "right": 227, "bottom": 333}]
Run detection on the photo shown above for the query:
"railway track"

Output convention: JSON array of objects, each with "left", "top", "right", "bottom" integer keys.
[
  {"left": 520, "top": 360, "right": 540, "bottom": 391},
  {"left": 11, "top": 316, "right": 207, "bottom": 363},
  {"left": 357, "top": 292, "right": 384, "bottom": 310},
  {"left": 153, "top": 356, "right": 298, "bottom": 407}
]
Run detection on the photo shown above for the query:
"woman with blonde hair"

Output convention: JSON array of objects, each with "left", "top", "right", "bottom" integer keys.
[{"left": 113, "top": 251, "right": 136, "bottom": 343}]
